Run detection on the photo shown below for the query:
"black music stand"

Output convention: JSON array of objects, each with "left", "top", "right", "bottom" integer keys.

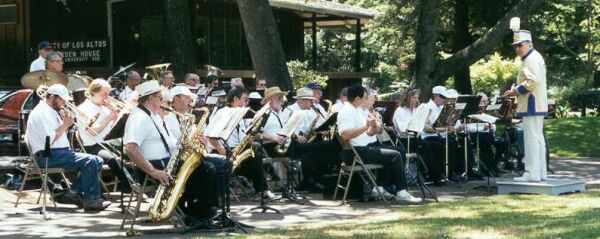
[
  {"left": 432, "top": 103, "right": 464, "bottom": 186},
  {"left": 456, "top": 95, "right": 481, "bottom": 181},
  {"left": 104, "top": 114, "right": 129, "bottom": 211}
]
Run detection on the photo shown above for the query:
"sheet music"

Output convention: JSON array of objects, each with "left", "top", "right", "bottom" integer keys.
[
  {"left": 220, "top": 107, "right": 250, "bottom": 139},
  {"left": 407, "top": 104, "right": 431, "bottom": 133},
  {"left": 486, "top": 104, "right": 502, "bottom": 111},
  {"left": 278, "top": 110, "right": 306, "bottom": 137},
  {"left": 197, "top": 87, "right": 209, "bottom": 96},
  {"left": 205, "top": 96, "right": 218, "bottom": 105},
  {"left": 454, "top": 103, "right": 466, "bottom": 110},
  {"left": 468, "top": 113, "right": 499, "bottom": 124}
]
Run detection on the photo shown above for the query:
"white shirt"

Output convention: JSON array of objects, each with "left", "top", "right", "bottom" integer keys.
[
  {"left": 77, "top": 100, "right": 115, "bottom": 146},
  {"left": 283, "top": 103, "right": 315, "bottom": 135},
  {"left": 118, "top": 86, "right": 135, "bottom": 102},
  {"left": 336, "top": 103, "right": 377, "bottom": 147},
  {"left": 392, "top": 106, "right": 414, "bottom": 136},
  {"left": 331, "top": 101, "right": 344, "bottom": 113},
  {"left": 421, "top": 99, "right": 444, "bottom": 139},
  {"left": 25, "top": 101, "right": 71, "bottom": 153},
  {"left": 124, "top": 107, "right": 175, "bottom": 160},
  {"left": 160, "top": 85, "right": 171, "bottom": 99},
  {"left": 263, "top": 110, "right": 288, "bottom": 136},
  {"left": 30, "top": 56, "right": 45, "bottom": 72},
  {"left": 163, "top": 112, "right": 181, "bottom": 142}
]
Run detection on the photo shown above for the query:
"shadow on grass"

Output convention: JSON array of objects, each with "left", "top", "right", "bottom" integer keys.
[
  {"left": 546, "top": 117, "right": 600, "bottom": 157},
  {"left": 240, "top": 192, "right": 600, "bottom": 239}
]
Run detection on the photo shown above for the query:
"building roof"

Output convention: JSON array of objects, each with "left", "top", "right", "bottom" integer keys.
[{"left": 270, "top": 0, "right": 377, "bottom": 20}]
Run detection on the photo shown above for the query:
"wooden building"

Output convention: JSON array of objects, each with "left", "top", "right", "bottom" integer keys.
[{"left": 0, "top": 0, "right": 376, "bottom": 95}]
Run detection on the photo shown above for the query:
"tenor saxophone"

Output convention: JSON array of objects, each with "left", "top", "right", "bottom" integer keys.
[
  {"left": 148, "top": 107, "right": 209, "bottom": 222},
  {"left": 231, "top": 103, "right": 271, "bottom": 171}
]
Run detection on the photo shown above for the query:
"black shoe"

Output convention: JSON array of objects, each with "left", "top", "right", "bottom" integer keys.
[{"left": 55, "top": 190, "right": 83, "bottom": 206}]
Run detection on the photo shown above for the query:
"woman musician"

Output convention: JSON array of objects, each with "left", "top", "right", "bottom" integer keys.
[{"left": 78, "top": 79, "right": 131, "bottom": 193}]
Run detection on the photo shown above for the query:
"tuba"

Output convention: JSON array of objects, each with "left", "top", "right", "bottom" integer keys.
[
  {"left": 148, "top": 107, "right": 208, "bottom": 222},
  {"left": 145, "top": 63, "right": 172, "bottom": 81}
]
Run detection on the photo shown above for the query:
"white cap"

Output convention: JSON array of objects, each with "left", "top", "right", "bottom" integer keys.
[
  {"left": 46, "top": 84, "right": 73, "bottom": 101},
  {"left": 512, "top": 30, "right": 532, "bottom": 45},
  {"left": 248, "top": 92, "right": 262, "bottom": 99},
  {"left": 445, "top": 89, "right": 459, "bottom": 99},
  {"left": 135, "top": 80, "right": 161, "bottom": 98},
  {"left": 293, "top": 87, "right": 316, "bottom": 100},
  {"left": 169, "top": 85, "right": 197, "bottom": 102},
  {"left": 432, "top": 86, "right": 450, "bottom": 98}
]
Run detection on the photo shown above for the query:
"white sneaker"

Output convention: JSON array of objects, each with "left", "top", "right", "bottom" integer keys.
[
  {"left": 395, "top": 190, "right": 421, "bottom": 203},
  {"left": 371, "top": 186, "right": 394, "bottom": 200},
  {"left": 263, "top": 190, "right": 277, "bottom": 200}
]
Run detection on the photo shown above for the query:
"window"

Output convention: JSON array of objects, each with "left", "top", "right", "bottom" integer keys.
[{"left": 0, "top": 4, "right": 17, "bottom": 25}]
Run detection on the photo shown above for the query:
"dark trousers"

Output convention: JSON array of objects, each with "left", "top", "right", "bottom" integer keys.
[
  {"left": 346, "top": 142, "right": 408, "bottom": 192},
  {"left": 84, "top": 144, "right": 131, "bottom": 192},
  {"left": 232, "top": 142, "right": 267, "bottom": 193},
  {"left": 290, "top": 139, "right": 341, "bottom": 182},
  {"left": 469, "top": 132, "right": 499, "bottom": 172},
  {"left": 421, "top": 136, "right": 461, "bottom": 182}
]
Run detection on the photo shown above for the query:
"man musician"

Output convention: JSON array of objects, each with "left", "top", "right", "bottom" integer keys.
[
  {"left": 337, "top": 84, "right": 420, "bottom": 202},
  {"left": 204, "top": 87, "right": 276, "bottom": 200},
  {"left": 26, "top": 84, "right": 107, "bottom": 210},
  {"left": 124, "top": 81, "right": 218, "bottom": 222}
]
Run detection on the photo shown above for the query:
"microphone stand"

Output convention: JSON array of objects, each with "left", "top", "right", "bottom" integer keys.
[{"left": 41, "top": 136, "right": 55, "bottom": 220}]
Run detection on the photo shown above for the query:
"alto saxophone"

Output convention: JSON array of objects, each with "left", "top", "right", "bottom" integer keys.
[
  {"left": 148, "top": 107, "right": 209, "bottom": 222},
  {"left": 231, "top": 103, "right": 271, "bottom": 171}
]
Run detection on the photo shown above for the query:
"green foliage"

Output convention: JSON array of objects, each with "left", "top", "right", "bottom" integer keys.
[
  {"left": 286, "top": 60, "right": 328, "bottom": 90},
  {"left": 469, "top": 53, "right": 521, "bottom": 96}
]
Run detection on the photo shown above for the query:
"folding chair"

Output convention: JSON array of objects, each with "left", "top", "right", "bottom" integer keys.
[
  {"left": 14, "top": 138, "right": 71, "bottom": 208},
  {"left": 261, "top": 146, "right": 289, "bottom": 192},
  {"left": 333, "top": 135, "right": 389, "bottom": 206}
]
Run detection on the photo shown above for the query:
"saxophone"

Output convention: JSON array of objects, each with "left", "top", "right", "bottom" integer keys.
[
  {"left": 231, "top": 103, "right": 271, "bottom": 171},
  {"left": 305, "top": 106, "right": 322, "bottom": 143},
  {"left": 148, "top": 108, "right": 209, "bottom": 222}
]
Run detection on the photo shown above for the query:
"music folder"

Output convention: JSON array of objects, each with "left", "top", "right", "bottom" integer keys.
[
  {"left": 315, "top": 112, "right": 338, "bottom": 132},
  {"left": 406, "top": 104, "right": 431, "bottom": 134},
  {"left": 278, "top": 110, "right": 306, "bottom": 137},
  {"left": 104, "top": 113, "right": 129, "bottom": 141},
  {"left": 206, "top": 107, "right": 249, "bottom": 140}
]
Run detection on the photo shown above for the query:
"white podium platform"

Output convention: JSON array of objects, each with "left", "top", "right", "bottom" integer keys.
[{"left": 497, "top": 178, "right": 586, "bottom": 195}]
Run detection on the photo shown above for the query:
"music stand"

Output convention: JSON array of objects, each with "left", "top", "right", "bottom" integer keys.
[
  {"left": 104, "top": 113, "right": 129, "bottom": 211},
  {"left": 433, "top": 102, "right": 465, "bottom": 184},
  {"left": 206, "top": 107, "right": 253, "bottom": 233},
  {"left": 456, "top": 95, "right": 481, "bottom": 181},
  {"left": 468, "top": 113, "right": 499, "bottom": 191}
]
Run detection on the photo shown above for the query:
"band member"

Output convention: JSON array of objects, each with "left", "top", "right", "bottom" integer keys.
[
  {"left": 119, "top": 71, "right": 141, "bottom": 102},
  {"left": 248, "top": 92, "right": 264, "bottom": 112},
  {"left": 306, "top": 82, "right": 328, "bottom": 120},
  {"left": 254, "top": 78, "right": 267, "bottom": 91},
  {"left": 231, "top": 78, "right": 244, "bottom": 89},
  {"left": 330, "top": 87, "right": 348, "bottom": 113},
  {"left": 30, "top": 41, "right": 52, "bottom": 72},
  {"left": 420, "top": 86, "right": 461, "bottom": 185},
  {"left": 392, "top": 88, "right": 420, "bottom": 137},
  {"left": 503, "top": 25, "right": 548, "bottom": 182},
  {"left": 45, "top": 51, "right": 64, "bottom": 72},
  {"left": 183, "top": 73, "right": 200, "bottom": 90},
  {"left": 465, "top": 93, "right": 504, "bottom": 176},
  {"left": 78, "top": 79, "right": 131, "bottom": 192},
  {"left": 163, "top": 86, "right": 197, "bottom": 140},
  {"left": 337, "top": 84, "right": 419, "bottom": 202},
  {"left": 204, "top": 87, "right": 275, "bottom": 199},
  {"left": 25, "top": 84, "right": 106, "bottom": 210},
  {"left": 159, "top": 71, "right": 175, "bottom": 97}
]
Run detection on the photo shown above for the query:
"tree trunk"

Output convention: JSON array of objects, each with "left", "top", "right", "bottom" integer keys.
[
  {"left": 164, "top": 0, "right": 197, "bottom": 82},
  {"left": 415, "top": 0, "right": 442, "bottom": 99},
  {"left": 452, "top": 0, "right": 472, "bottom": 95},
  {"left": 236, "top": 0, "right": 293, "bottom": 91}
]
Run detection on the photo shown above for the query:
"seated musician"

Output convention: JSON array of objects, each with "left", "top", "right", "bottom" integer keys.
[
  {"left": 118, "top": 70, "right": 141, "bottom": 102},
  {"left": 124, "top": 81, "right": 219, "bottom": 222},
  {"left": 77, "top": 79, "right": 131, "bottom": 193},
  {"left": 337, "top": 84, "right": 420, "bottom": 202},
  {"left": 419, "top": 86, "right": 462, "bottom": 185},
  {"left": 392, "top": 88, "right": 420, "bottom": 138},
  {"left": 282, "top": 87, "right": 341, "bottom": 192},
  {"left": 25, "top": 84, "right": 107, "bottom": 210},
  {"left": 305, "top": 82, "right": 328, "bottom": 123},
  {"left": 204, "top": 87, "right": 276, "bottom": 200},
  {"left": 330, "top": 87, "right": 348, "bottom": 113}
]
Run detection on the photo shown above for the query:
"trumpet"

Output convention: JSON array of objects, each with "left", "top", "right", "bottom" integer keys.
[{"left": 106, "top": 96, "right": 126, "bottom": 110}]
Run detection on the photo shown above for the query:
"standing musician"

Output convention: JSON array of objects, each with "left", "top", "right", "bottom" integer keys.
[
  {"left": 204, "top": 87, "right": 276, "bottom": 200},
  {"left": 30, "top": 41, "right": 52, "bottom": 72},
  {"left": 26, "top": 84, "right": 107, "bottom": 210},
  {"left": 118, "top": 70, "right": 141, "bottom": 102},
  {"left": 337, "top": 84, "right": 420, "bottom": 202},
  {"left": 503, "top": 25, "right": 548, "bottom": 182},
  {"left": 77, "top": 79, "right": 131, "bottom": 192}
]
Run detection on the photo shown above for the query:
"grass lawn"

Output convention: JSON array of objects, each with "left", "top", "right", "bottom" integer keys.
[
  {"left": 237, "top": 191, "right": 600, "bottom": 239},
  {"left": 545, "top": 117, "right": 600, "bottom": 158}
]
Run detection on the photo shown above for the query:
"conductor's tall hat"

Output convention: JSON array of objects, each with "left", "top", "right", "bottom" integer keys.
[{"left": 510, "top": 17, "right": 532, "bottom": 45}]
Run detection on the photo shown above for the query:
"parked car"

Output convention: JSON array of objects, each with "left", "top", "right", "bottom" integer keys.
[{"left": 0, "top": 89, "right": 39, "bottom": 146}]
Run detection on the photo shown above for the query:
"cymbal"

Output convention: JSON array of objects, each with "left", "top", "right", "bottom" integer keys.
[
  {"left": 67, "top": 74, "right": 92, "bottom": 92},
  {"left": 146, "top": 63, "right": 171, "bottom": 69},
  {"left": 110, "top": 62, "right": 136, "bottom": 78},
  {"left": 21, "top": 70, "right": 68, "bottom": 90}
]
